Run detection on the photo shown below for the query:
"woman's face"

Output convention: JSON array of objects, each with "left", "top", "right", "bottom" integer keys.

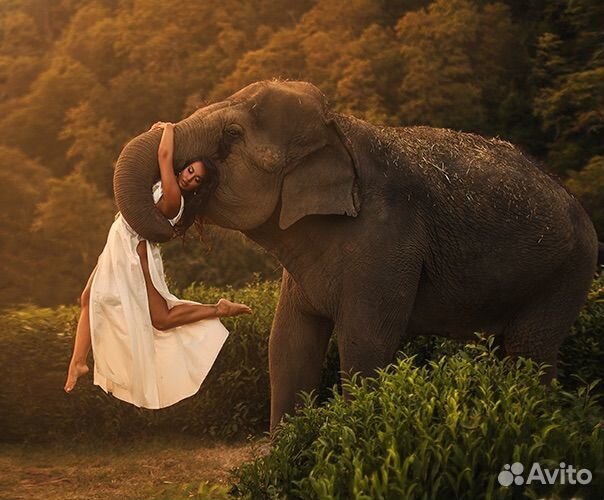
[{"left": 177, "top": 161, "right": 205, "bottom": 192}]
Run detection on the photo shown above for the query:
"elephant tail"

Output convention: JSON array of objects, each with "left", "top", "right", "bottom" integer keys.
[{"left": 599, "top": 242, "right": 604, "bottom": 272}]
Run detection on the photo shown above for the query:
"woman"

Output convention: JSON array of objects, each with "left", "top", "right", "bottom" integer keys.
[{"left": 64, "top": 121, "right": 252, "bottom": 409}]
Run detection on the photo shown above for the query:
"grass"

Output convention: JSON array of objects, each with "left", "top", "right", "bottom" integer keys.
[{"left": 0, "top": 434, "right": 262, "bottom": 500}]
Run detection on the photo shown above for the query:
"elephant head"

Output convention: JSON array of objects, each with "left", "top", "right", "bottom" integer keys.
[{"left": 113, "top": 81, "right": 361, "bottom": 242}]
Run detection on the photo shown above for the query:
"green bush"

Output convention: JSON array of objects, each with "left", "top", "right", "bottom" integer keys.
[
  {"left": 1, "top": 277, "right": 602, "bottom": 444},
  {"left": 162, "top": 226, "right": 281, "bottom": 290},
  {"left": 559, "top": 276, "right": 604, "bottom": 392},
  {"left": 231, "top": 339, "right": 604, "bottom": 499},
  {"left": 0, "top": 280, "right": 279, "bottom": 442}
]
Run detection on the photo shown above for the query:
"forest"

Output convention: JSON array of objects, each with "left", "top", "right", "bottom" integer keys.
[{"left": 0, "top": 0, "right": 602, "bottom": 307}]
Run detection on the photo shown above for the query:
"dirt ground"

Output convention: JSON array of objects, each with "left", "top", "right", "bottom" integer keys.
[{"left": 0, "top": 435, "right": 262, "bottom": 500}]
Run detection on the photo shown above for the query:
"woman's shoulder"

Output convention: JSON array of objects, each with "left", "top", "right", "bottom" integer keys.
[
  {"left": 152, "top": 180, "right": 182, "bottom": 200},
  {"left": 152, "top": 180, "right": 184, "bottom": 224}
]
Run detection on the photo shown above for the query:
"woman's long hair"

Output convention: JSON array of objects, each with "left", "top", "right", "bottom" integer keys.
[{"left": 172, "top": 156, "right": 219, "bottom": 239}]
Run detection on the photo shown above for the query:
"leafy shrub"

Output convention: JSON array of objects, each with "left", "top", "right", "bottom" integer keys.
[
  {"left": 162, "top": 226, "right": 281, "bottom": 290},
  {"left": 152, "top": 481, "right": 231, "bottom": 500},
  {"left": 0, "top": 280, "right": 279, "bottom": 442},
  {"left": 231, "top": 339, "right": 604, "bottom": 499},
  {"left": 1, "top": 277, "right": 602, "bottom": 444},
  {"left": 559, "top": 275, "right": 604, "bottom": 393}
]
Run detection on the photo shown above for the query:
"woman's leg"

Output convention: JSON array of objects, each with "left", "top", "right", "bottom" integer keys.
[
  {"left": 136, "top": 242, "right": 251, "bottom": 331},
  {"left": 64, "top": 269, "right": 96, "bottom": 392}
]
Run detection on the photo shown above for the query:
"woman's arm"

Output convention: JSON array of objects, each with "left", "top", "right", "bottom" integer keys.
[{"left": 154, "top": 122, "right": 181, "bottom": 219}]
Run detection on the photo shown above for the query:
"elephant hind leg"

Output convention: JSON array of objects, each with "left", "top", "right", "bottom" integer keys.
[
  {"left": 503, "top": 323, "right": 564, "bottom": 384},
  {"left": 502, "top": 283, "right": 588, "bottom": 384}
]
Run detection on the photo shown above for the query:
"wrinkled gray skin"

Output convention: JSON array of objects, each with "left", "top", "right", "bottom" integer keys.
[{"left": 114, "top": 81, "right": 599, "bottom": 432}]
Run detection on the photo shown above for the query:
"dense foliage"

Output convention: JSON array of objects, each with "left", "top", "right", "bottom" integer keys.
[
  {"left": 559, "top": 276, "right": 604, "bottom": 391},
  {"left": 0, "top": 0, "right": 602, "bottom": 307},
  {"left": 231, "top": 342, "right": 603, "bottom": 499},
  {"left": 1, "top": 277, "right": 602, "bottom": 444},
  {"left": 0, "top": 280, "right": 280, "bottom": 442}
]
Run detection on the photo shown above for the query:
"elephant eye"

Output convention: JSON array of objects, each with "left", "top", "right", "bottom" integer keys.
[{"left": 224, "top": 123, "right": 243, "bottom": 140}]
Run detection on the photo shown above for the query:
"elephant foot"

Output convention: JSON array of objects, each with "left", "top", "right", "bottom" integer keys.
[{"left": 64, "top": 360, "right": 89, "bottom": 393}]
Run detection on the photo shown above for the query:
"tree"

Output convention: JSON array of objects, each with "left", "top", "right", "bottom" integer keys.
[
  {"left": 472, "top": 2, "right": 527, "bottom": 134},
  {"left": 0, "top": 55, "right": 99, "bottom": 175},
  {"left": 336, "top": 58, "right": 391, "bottom": 124},
  {"left": 56, "top": 3, "right": 124, "bottom": 84},
  {"left": 533, "top": 0, "right": 604, "bottom": 173},
  {"left": 60, "top": 102, "right": 119, "bottom": 196},
  {"left": 31, "top": 171, "right": 115, "bottom": 305},
  {"left": 0, "top": 10, "right": 46, "bottom": 57},
  {"left": 335, "top": 24, "right": 402, "bottom": 124},
  {"left": 212, "top": 0, "right": 384, "bottom": 100},
  {"left": 0, "top": 146, "right": 50, "bottom": 307},
  {"left": 0, "top": 55, "right": 43, "bottom": 101},
  {"left": 396, "top": 0, "right": 485, "bottom": 130},
  {"left": 211, "top": 27, "right": 306, "bottom": 99},
  {"left": 396, "top": 0, "right": 521, "bottom": 133},
  {"left": 566, "top": 156, "right": 604, "bottom": 237}
]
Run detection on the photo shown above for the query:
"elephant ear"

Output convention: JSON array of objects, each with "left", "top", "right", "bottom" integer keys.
[{"left": 279, "top": 119, "right": 360, "bottom": 230}]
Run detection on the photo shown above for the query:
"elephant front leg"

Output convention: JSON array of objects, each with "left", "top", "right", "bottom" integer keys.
[{"left": 269, "top": 272, "right": 332, "bottom": 433}]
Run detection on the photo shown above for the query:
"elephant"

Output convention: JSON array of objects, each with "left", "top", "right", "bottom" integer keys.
[{"left": 113, "top": 80, "right": 601, "bottom": 432}]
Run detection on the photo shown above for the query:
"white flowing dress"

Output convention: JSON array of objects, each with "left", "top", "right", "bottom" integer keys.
[{"left": 89, "top": 181, "right": 229, "bottom": 409}]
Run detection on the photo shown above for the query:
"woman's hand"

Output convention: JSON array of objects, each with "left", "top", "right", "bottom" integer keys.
[{"left": 150, "top": 121, "right": 173, "bottom": 131}]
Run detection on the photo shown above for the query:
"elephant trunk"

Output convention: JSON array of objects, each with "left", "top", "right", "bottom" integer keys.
[{"left": 113, "top": 110, "right": 220, "bottom": 242}]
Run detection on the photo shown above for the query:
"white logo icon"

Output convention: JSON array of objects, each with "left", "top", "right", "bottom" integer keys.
[{"left": 498, "top": 462, "right": 524, "bottom": 486}]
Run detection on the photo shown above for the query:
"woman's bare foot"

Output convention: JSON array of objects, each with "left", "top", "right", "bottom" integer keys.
[
  {"left": 216, "top": 298, "right": 252, "bottom": 317},
  {"left": 64, "top": 360, "right": 89, "bottom": 393}
]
